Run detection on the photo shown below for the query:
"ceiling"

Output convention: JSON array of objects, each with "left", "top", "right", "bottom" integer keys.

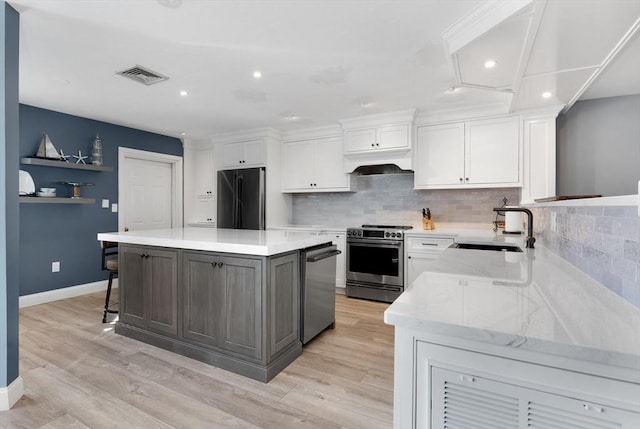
[{"left": 9, "top": 0, "right": 640, "bottom": 140}]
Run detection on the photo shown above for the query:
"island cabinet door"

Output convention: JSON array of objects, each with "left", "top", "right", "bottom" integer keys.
[
  {"left": 217, "top": 256, "right": 264, "bottom": 360},
  {"left": 145, "top": 248, "right": 179, "bottom": 337},
  {"left": 119, "top": 245, "right": 179, "bottom": 337},
  {"left": 182, "top": 251, "right": 222, "bottom": 347},
  {"left": 119, "top": 245, "right": 146, "bottom": 328}
]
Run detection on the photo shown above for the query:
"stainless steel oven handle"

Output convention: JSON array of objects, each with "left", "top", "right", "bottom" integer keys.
[{"left": 347, "top": 238, "right": 403, "bottom": 246}]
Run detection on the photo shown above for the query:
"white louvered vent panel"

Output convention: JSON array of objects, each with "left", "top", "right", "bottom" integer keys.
[
  {"left": 527, "top": 387, "right": 640, "bottom": 429},
  {"left": 528, "top": 402, "right": 621, "bottom": 429},
  {"left": 432, "top": 367, "right": 520, "bottom": 429}
]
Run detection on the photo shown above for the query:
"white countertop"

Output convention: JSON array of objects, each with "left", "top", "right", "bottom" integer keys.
[
  {"left": 385, "top": 234, "right": 640, "bottom": 379},
  {"left": 97, "top": 228, "right": 332, "bottom": 256}
]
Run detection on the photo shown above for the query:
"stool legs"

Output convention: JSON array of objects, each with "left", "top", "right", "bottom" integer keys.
[{"left": 102, "top": 271, "right": 118, "bottom": 323}]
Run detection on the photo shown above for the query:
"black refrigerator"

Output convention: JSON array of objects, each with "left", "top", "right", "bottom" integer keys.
[{"left": 217, "top": 167, "right": 266, "bottom": 230}]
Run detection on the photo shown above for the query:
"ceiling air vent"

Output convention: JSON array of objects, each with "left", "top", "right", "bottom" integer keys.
[{"left": 117, "top": 65, "right": 169, "bottom": 86}]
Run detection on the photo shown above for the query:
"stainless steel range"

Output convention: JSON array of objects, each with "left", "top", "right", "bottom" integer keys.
[{"left": 346, "top": 224, "right": 412, "bottom": 303}]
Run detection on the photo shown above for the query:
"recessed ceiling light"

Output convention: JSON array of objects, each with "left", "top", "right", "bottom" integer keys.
[
  {"left": 447, "top": 86, "right": 459, "bottom": 93},
  {"left": 484, "top": 60, "right": 497, "bottom": 69},
  {"left": 180, "top": 132, "right": 186, "bottom": 136},
  {"left": 253, "top": 71, "right": 262, "bottom": 79},
  {"left": 284, "top": 115, "right": 299, "bottom": 121},
  {"left": 541, "top": 91, "right": 553, "bottom": 98},
  {"left": 179, "top": 90, "right": 188, "bottom": 96},
  {"left": 359, "top": 101, "right": 372, "bottom": 108}
]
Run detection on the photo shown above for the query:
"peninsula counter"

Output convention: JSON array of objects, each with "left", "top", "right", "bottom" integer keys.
[
  {"left": 385, "top": 234, "right": 640, "bottom": 428},
  {"left": 97, "top": 227, "right": 333, "bottom": 382}
]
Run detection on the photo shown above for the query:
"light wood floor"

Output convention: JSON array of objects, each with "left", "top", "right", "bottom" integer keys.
[{"left": 0, "top": 291, "right": 394, "bottom": 429}]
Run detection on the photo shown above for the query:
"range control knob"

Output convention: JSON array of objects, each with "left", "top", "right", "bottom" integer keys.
[{"left": 385, "top": 232, "right": 390, "bottom": 237}]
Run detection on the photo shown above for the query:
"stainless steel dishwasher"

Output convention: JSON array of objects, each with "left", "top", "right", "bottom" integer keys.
[{"left": 300, "top": 243, "right": 341, "bottom": 344}]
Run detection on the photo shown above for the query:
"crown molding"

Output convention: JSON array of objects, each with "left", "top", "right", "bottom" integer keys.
[
  {"left": 339, "top": 109, "right": 417, "bottom": 129},
  {"left": 212, "top": 127, "right": 282, "bottom": 144}
]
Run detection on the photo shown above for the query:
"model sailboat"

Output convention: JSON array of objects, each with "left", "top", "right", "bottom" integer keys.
[{"left": 35, "top": 133, "right": 61, "bottom": 159}]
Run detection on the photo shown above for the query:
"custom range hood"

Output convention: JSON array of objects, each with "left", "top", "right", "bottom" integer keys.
[{"left": 350, "top": 163, "right": 413, "bottom": 175}]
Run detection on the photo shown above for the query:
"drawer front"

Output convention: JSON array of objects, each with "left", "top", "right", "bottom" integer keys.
[{"left": 407, "top": 237, "right": 453, "bottom": 251}]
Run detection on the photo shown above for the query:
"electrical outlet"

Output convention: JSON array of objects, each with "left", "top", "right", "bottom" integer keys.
[
  {"left": 102, "top": 199, "right": 110, "bottom": 208},
  {"left": 111, "top": 203, "right": 118, "bottom": 213},
  {"left": 52, "top": 261, "right": 60, "bottom": 272}
]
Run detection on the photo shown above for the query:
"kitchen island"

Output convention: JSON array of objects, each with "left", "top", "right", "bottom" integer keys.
[
  {"left": 385, "top": 236, "right": 640, "bottom": 428},
  {"left": 97, "top": 227, "right": 333, "bottom": 382}
]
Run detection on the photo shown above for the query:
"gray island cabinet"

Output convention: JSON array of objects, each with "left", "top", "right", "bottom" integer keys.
[{"left": 98, "top": 227, "right": 332, "bottom": 382}]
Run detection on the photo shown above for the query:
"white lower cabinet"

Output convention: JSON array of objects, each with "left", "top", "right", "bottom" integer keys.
[
  {"left": 409, "top": 341, "right": 640, "bottom": 429},
  {"left": 331, "top": 232, "right": 346, "bottom": 289},
  {"left": 405, "top": 236, "right": 454, "bottom": 286}
]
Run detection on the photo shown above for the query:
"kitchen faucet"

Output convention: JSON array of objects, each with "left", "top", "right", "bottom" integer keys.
[{"left": 493, "top": 207, "right": 536, "bottom": 248}]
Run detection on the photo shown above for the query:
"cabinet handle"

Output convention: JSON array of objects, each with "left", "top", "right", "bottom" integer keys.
[
  {"left": 465, "top": 177, "right": 469, "bottom": 181},
  {"left": 218, "top": 262, "right": 224, "bottom": 267},
  {"left": 211, "top": 262, "right": 218, "bottom": 267},
  {"left": 459, "top": 178, "right": 463, "bottom": 182},
  {"left": 408, "top": 256, "right": 412, "bottom": 259},
  {"left": 376, "top": 143, "right": 379, "bottom": 146}
]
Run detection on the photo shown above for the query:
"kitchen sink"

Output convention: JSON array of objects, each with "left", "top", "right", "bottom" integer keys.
[{"left": 450, "top": 242, "right": 523, "bottom": 252}]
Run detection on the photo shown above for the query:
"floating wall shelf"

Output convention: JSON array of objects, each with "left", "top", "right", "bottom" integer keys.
[
  {"left": 20, "top": 157, "right": 113, "bottom": 172},
  {"left": 19, "top": 196, "right": 96, "bottom": 205}
]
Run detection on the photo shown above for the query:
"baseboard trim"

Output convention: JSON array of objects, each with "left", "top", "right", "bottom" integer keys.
[
  {"left": 19, "top": 279, "right": 118, "bottom": 308},
  {"left": 0, "top": 376, "right": 24, "bottom": 411}
]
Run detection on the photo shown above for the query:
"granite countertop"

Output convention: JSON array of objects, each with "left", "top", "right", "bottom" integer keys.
[
  {"left": 385, "top": 233, "right": 640, "bottom": 380},
  {"left": 97, "top": 228, "right": 332, "bottom": 256}
]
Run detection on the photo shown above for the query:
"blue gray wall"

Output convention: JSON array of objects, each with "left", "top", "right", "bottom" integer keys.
[
  {"left": 19, "top": 105, "right": 182, "bottom": 296},
  {"left": 557, "top": 94, "right": 640, "bottom": 197},
  {"left": 1, "top": 1, "right": 20, "bottom": 389}
]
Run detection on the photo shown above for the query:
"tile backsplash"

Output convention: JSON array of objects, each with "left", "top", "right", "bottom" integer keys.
[
  {"left": 533, "top": 205, "right": 640, "bottom": 308},
  {"left": 291, "top": 173, "right": 520, "bottom": 228}
]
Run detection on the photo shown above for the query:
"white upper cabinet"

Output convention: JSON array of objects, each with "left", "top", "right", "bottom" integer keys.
[
  {"left": 344, "top": 124, "right": 409, "bottom": 154},
  {"left": 193, "top": 148, "right": 214, "bottom": 197},
  {"left": 220, "top": 139, "right": 266, "bottom": 169},
  {"left": 281, "top": 136, "right": 350, "bottom": 192},
  {"left": 414, "top": 123, "right": 465, "bottom": 187},
  {"left": 465, "top": 116, "right": 520, "bottom": 185},
  {"left": 415, "top": 116, "right": 521, "bottom": 189}
]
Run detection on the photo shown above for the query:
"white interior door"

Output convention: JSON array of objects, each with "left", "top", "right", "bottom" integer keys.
[{"left": 119, "top": 148, "right": 183, "bottom": 232}]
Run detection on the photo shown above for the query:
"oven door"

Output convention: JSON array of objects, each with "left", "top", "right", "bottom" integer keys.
[{"left": 346, "top": 238, "right": 403, "bottom": 287}]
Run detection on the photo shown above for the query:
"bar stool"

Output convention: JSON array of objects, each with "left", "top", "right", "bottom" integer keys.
[{"left": 101, "top": 241, "right": 119, "bottom": 323}]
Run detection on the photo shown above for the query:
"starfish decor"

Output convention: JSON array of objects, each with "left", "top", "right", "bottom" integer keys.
[
  {"left": 73, "top": 150, "right": 88, "bottom": 164},
  {"left": 59, "top": 149, "right": 70, "bottom": 162}
]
